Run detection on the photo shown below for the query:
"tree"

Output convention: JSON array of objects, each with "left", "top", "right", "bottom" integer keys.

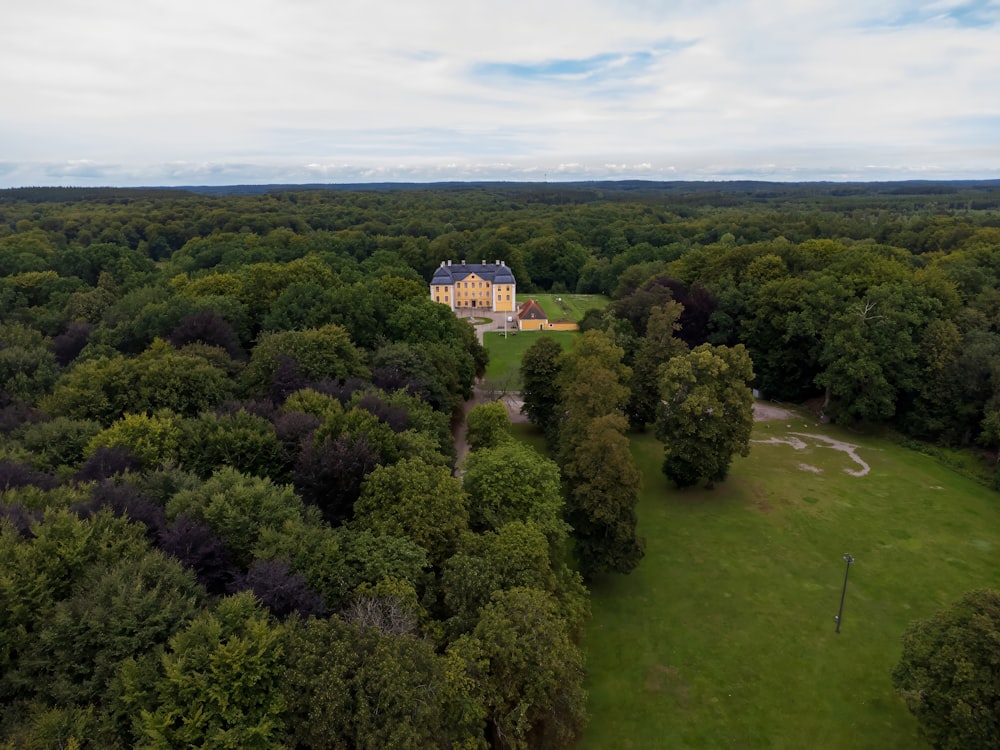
[
  {"left": 655, "top": 343, "right": 755, "bottom": 487},
  {"left": 452, "top": 587, "right": 588, "bottom": 750},
  {"left": 519, "top": 336, "right": 564, "bottom": 447},
  {"left": 565, "top": 413, "right": 645, "bottom": 577},
  {"left": 241, "top": 324, "right": 369, "bottom": 399},
  {"left": 14, "top": 550, "right": 203, "bottom": 710},
  {"left": 627, "top": 301, "right": 687, "bottom": 429},
  {"left": 165, "top": 468, "right": 305, "bottom": 568},
  {"left": 123, "top": 592, "right": 286, "bottom": 750},
  {"left": 556, "top": 329, "right": 631, "bottom": 466},
  {"left": 282, "top": 615, "right": 484, "bottom": 750},
  {"left": 353, "top": 458, "right": 469, "bottom": 565},
  {"left": 85, "top": 410, "right": 183, "bottom": 469},
  {"left": 0, "top": 322, "right": 59, "bottom": 404},
  {"left": 441, "top": 522, "right": 557, "bottom": 635},
  {"left": 892, "top": 589, "right": 1000, "bottom": 750},
  {"left": 465, "top": 401, "right": 512, "bottom": 452},
  {"left": 461, "top": 441, "right": 568, "bottom": 554},
  {"left": 177, "top": 409, "right": 283, "bottom": 480}
]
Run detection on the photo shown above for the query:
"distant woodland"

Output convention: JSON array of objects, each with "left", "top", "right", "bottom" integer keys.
[{"left": 2, "top": 180, "right": 1000, "bottom": 748}]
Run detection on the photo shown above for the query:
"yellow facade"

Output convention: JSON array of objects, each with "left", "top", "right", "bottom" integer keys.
[{"left": 429, "top": 261, "right": 516, "bottom": 313}]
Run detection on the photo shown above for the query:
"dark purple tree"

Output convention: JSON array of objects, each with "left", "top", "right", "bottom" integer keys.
[
  {"left": 80, "top": 480, "right": 167, "bottom": 541},
  {"left": 0, "top": 502, "right": 40, "bottom": 537},
  {"left": 74, "top": 446, "right": 142, "bottom": 483},
  {"left": 269, "top": 354, "right": 305, "bottom": 404},
  {"left": 0, "top": 402, "right": 44, "bottom": 435},
  {"left": 0, "top": 460, "right": 56, "bottom": 491},
  {"left": 53, "top": 322, "right": 93, "bottom": 367},
  {"left": 230, "top": 559, "right": 327, "bottom": 619},
  {"left": 293, "top": 434, "right": 380, "bottom": 525},
  {"left": 168, "top": 311, "right": 245, "bottom": 360},
  {"left": 354, "top": 393, "right": 409, "bottom": 433},
  {"left": 158, "top": 514, "right": 235, "bottom": 595}
]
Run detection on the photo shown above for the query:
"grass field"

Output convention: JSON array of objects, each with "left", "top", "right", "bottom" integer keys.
[
  {"left": 551, "top": 409, "right": 1000, "bottom": 749},
  {"left": 483, "top": 330, "right": 579, "bottom": 385},
  {"left": 516, "top": 293, "right": 609, "bottom": 322},
  {"left": 481, "top": 293, "right": 609, "bottom": 386}
]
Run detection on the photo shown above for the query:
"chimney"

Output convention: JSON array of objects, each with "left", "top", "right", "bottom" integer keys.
[
  {"left": 495, "top": 259, "right": 500, "bottom": 265},
  {"left": 482, "top": 259, "right": 486, "bottom": 265},
  {"left": 440, "top": 261, "right": 445, "bottom": 267},
  {"left": 447, "top": 259, "right": 452, "bottom": 266},
  {"left": 461, "top": 259, "right": 466, "bottom": 265}
]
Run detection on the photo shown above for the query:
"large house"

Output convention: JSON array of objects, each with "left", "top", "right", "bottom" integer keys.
[{"left": 429, "top": 259, "right": 516, "bottom": 313}]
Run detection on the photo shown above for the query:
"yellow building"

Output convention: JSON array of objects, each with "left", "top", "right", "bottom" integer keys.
[{"left": 429, "top": 259, "right": 517, "bottom": 313}]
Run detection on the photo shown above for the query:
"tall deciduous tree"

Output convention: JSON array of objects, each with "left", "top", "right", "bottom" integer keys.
[
  {"left": 353, "top": 457, "right": 469, "bottom": 565},
  {"left": 656, "top": 343, "right": 755, "bottom": 487},
  {"left": 124, "top": 592, "right": 286, "bottom": 750},
  {"left": 565, "top": 413, "right": 644, "bottom": 577},
  {"left": 893, "top": 589, "right": 1000, "bottom": 750},
  {"left": 519, "top": 336, "right": 564, "bottom": 448},
  {"left": 452, "top": 587, "right": 588, "bottom": 750},
  {"left": 628, "top": 301, "right": 688, "bottom": 429}
]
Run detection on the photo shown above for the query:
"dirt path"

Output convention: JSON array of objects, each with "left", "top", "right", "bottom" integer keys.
[{"left": 751, "top": 402, "right": 871, "bottom": 476}]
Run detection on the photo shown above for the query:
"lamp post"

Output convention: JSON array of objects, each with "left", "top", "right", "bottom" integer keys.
[{"left": 834, "top": 553, "right": 854, "bottom": 634}]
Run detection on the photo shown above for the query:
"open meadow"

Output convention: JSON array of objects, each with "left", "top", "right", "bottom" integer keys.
[{"left": 523, "top": 406, "right": 1000, "bottom": 749}]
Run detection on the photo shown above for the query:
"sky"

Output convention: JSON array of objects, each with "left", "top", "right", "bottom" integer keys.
[{"left": 2, "top": 0, "right": 999, "bottom": 187}]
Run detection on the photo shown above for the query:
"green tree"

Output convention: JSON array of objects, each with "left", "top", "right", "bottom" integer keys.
[
  {"left": 452, "top": 587, "right": 588, "bottom": 750},
  {"left": 354, "top": 458, "right": 470, "bottom": 565},
  {"left": 465, "top": 401, "right": 512, "bottom": 452},
  {"left": 19, "top": 417, "right": 103, "bottom": 470},
  {"left": 177, "top": 410, "right": 283, "bottom": 480},
  {"left": 15, "top": 550, "right": 203, "bottom": 711},
  {"left": 282, "top": 616, "right": 484, "bottom": 750},
  {"left": 86, "top": 411, "right": 183, "bottom": 469},
  {"left": 0, "top": 322, "right": 59, "bottom": 404},
  {"left": 655, "top": 343, "right": 755, "bottom": 487},
  {"left": 441, "top": 522, "right": 559, "bottom": 635},
  {"left": 627, "top": 301, "right": 687, "bottom": 428},
  {"left": 892, "top": 589, "right": 1000, "bottom": 750},
  {"left": 166, "top": 468, "right": 305, "bottom": 567},
  {"left": 556, "top": 329, "right": 631, "bottom": 458},
  {"left": 124, "top": 592, "right": 286, "bottom": 750},
  {"left": 242, "top": 324, "right": 369, "bottom": 399},
  {"left": 44, "top": 341, "right": 234, "bottom": 424},
  {"left": 564, "top": 413, "right": 644, "bottom": 577},
  {"left": 519, "top": 336, "right": 564, "bottom": 447},
  {"left": 461, "top": 441, "right": 568, "bottom": 553}
]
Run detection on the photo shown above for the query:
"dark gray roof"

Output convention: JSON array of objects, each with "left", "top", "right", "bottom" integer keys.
[{"left": 430, "top": 261, "right": 516, "bottom": 285}]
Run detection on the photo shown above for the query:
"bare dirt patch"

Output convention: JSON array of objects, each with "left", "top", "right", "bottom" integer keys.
[
  {"left": 790, "top": 433, "right": 871, "bottom": 477},
  {"left": 798, "top": 463, "right": 823, "bottom": 474},
  {"left": 753, "top": 402, "right": 796, "bottom": 422},
  {"left": 644, "top": 665, "right": 689, "bottom": 701}
]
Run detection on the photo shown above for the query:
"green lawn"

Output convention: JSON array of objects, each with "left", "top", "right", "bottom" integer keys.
[
  {"left": 573, "top": 411, "right": 1000, "bottom": 749},
  {"left": 483, "top": 330, "right": 579, "bottom": 386},
  {"left": 481, "top": 293, "right": 608, "bottom": 388},
  {"left": 515, "top": 293, "right": 609, "bottom": 322}
]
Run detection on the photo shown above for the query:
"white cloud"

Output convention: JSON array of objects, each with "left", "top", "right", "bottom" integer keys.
[{"left": 1, "top": 0, "right": 998, "bottom": 185}]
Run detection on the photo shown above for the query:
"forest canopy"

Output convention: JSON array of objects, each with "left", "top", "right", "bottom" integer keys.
[{"left": 3, "top": 180, "right": 1000, "bottom": 747}]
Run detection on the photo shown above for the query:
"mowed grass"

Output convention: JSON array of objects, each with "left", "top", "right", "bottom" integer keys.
[
  {"left": 515, "top": 293, "right": 610, "bottom": 322},
  {"left": 483, "top": 331, "right": 579, "bottom": 385},
  {"left": 574, "top": 411, "right": 1000, "bottom": 749},
  {"left": 482, "top": 293, "right": 608, "bottom": 386}
]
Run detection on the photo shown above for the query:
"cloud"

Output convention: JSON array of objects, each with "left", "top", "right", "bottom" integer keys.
[{"left": 0, "top": 0, "right": 998, "bottom": 186}]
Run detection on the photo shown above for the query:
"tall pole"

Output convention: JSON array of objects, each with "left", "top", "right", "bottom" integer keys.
[{"left": 834, "top": 553, "right": 854, "bottom": 634}]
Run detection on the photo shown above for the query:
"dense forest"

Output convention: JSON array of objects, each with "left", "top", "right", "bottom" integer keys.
[{"left": 2, "top": 180, "right": 1000, "bottom": 748}]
